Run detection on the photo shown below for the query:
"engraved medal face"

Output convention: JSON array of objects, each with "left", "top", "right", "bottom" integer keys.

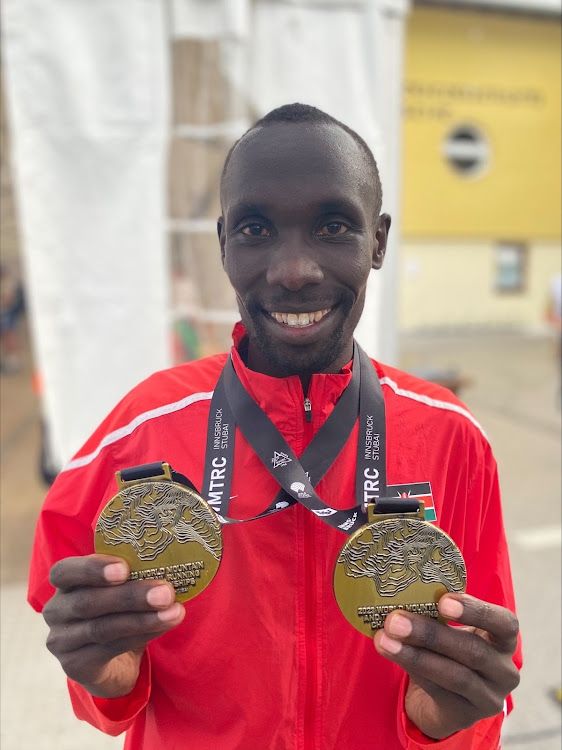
[
  {"left": 333, "top": 517, "right": 466, "bottom": 636},
  {"left": 95, "top": 481, "right": 222, "bottom": 603}
]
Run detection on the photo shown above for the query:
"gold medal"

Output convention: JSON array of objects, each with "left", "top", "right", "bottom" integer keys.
[
  {"left": 95, "top": 463, "right": 222, "bottom": 603},
  {"left": 333, "top": 502, "right": 466, "bottom": 636}
]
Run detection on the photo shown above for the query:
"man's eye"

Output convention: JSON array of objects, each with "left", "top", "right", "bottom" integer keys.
[
  {"left": 318, "top": 222, "right": 348, "bottom": 236},
  {"left": 241, "top": 224, "right": 270, "bottom": 237}
]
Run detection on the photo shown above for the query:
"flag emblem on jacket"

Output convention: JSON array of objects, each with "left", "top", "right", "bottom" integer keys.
[{"left": 387, "top": 481, "right": 436, "bottom": 522}]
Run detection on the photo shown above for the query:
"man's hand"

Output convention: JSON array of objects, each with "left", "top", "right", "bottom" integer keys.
[
  {"left": 43, "top": 554, "right": 185, "bottom": 699},
  {"left": 373, "top": 593, "right": 520, "bottom": 739}
]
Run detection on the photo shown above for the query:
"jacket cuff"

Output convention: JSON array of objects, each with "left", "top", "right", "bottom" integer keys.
[
  {"left": 68, "top": 650, "right": 151, "bottom": 736},
  {"left": 397, "top": 676, "right": 504, "bottom": 749}
]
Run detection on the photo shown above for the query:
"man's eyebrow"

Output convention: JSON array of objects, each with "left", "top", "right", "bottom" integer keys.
[
  {"left": 227, "top": 202, "right": 270, "bottom": 221},
  {"left": 316, "top": 199, "right": 364, "bottom": 219},
  {"left": 226, "top": 198, "right": 366, "bottom": 224}
]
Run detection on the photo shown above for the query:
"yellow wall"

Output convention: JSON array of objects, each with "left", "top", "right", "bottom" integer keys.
[
  {"left": 399, "top": 239, "right": 561, "bottom": 330},
  {"left": 402, "top": 6, "right": 561, "bottom": 240}
]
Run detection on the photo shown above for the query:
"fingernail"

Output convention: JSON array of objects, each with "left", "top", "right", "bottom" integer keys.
[
  {"left": 388, "top": 614, "right": 412, "bottom": 638},
  {"left": 103, "top": 563, "right": 128, "bottom": 582},
  {"left": 147, "top": 585, "right": 174, "bottom": 607},
  {"left": 440, "top": 597, "right": 464, "bottom": 619},
  {"left": 379, "top": 633, "right": 403, "bottom": 655},
  {"left": 158, "top": 603, "right": 182, "bottom": 622}
]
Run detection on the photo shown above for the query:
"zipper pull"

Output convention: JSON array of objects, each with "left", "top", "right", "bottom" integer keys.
[{"left": 304, "top": 397, "right": 312, "bottom": 423}]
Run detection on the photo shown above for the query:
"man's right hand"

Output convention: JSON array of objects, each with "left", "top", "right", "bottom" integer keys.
[{"left": 43, "top": 554, "right": 185, "bottom": 699}]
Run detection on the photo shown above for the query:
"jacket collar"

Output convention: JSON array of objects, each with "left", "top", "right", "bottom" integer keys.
[{"left": 229, "top": 322, "right": 353, "bottom": 434}]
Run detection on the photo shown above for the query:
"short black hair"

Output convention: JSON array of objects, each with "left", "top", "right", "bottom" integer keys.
[{"left": 221, "top": 103, "right": 383, "bottom": 215}]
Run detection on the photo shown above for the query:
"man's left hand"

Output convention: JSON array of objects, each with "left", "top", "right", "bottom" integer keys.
[{"left": 373, "top": 593, "right": 520, "bottom": 739}]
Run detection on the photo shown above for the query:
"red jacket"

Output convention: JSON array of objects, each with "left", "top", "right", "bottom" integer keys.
[{"left": 28, "top": 325, "right": 521, "bottom": 749}]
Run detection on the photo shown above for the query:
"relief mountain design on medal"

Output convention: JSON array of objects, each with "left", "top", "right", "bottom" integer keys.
[
  {"left": 338, "top": 518, "right": 466, "bottom": 597},
  {"left": 97, "top": 482, "right": 222, "bottom": 562}
]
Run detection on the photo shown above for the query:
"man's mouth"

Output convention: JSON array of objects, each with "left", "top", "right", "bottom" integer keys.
[{"left": 269, "top": 309, "right": 331, "bottom": 328}]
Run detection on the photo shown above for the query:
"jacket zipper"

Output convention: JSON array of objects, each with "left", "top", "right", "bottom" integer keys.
[{"left": 302, "top": 400, "right": 317, "bottom": 749}]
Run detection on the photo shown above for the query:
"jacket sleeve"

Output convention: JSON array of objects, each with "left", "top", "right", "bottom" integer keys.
[
  {"left": 27, "top": 436, "right": 118, "bottom": 610},
  {"left": 68, "top": 652, "right": 152, "bottom": 736},
  {"left": 397, "top": 440, "right": 522, "bottom": 749},
  {"left": 27, "top": 407, "right": 152, "bottom": 733}
]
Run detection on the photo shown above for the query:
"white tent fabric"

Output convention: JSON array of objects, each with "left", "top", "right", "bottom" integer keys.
[
  {"left": 170, "top": 0, "right": 250, "bottom": 39},
  {"left": 2, "top": 0, "right": 171, "bottom": 468}
]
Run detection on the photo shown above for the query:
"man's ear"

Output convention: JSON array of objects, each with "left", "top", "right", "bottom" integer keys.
[
  {"left": 372, "top": 213, "right": 391, "bottom": 270},
  {"left": 217, "top": 217, "right": 226, "bottom": 267}
]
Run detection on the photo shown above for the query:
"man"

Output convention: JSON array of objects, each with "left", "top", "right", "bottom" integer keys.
[{"left": 31, "top": 104, "right": 521, "bottom": 749}]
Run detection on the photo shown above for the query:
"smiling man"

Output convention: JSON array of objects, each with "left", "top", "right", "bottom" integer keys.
[
  {"left": 30, "top": 104, "right": 521, "bottom": 750},
  {"left": 219, "top": 112, "right": 389, "bottom": 386}
]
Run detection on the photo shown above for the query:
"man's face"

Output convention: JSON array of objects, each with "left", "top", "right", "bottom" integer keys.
[{"left": 219, "top": 122, "right": 389, "bottom": 377}]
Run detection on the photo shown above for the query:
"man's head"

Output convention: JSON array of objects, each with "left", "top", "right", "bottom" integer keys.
[{"left": 218, "top": 103, "right": 391, "bottom": 378}]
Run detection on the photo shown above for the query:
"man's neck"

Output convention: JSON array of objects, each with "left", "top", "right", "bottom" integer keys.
[{"left": 244, "top": 339, "right": 354, "bottom": 395}]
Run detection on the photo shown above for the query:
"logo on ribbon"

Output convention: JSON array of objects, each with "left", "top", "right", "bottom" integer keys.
[
  {"left": 272, "top": 451, "right": 291, "bottom": 469},
  {"left": 290, "top": 481, "right": 311, "bottom": 499},
  {"left": 339, "top": 512, "right": 358, "bottom": 532}
]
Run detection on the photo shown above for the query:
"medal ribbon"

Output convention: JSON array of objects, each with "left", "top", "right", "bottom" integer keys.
[{"left": 202, "top": 342, "right": 387, "bottom": 536}]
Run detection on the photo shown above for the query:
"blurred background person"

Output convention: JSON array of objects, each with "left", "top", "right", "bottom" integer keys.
[
  {"left": 0, "top": 261, "right": 24, "bottom": 373},
  {"left": 547, "top": 272, "right": 561, "bottom": 339},
  {"left": 548, "top": 273, "right": 562, "bottom": 330}
]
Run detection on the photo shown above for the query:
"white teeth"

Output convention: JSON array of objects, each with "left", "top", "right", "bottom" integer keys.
[{"left": 270, "top": 309, "right": 331, "bottom": 327}]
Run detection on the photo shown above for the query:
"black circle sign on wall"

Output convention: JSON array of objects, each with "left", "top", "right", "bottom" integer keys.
[{"left": 442, "top": 124, "right": 490, "bottom": 177}]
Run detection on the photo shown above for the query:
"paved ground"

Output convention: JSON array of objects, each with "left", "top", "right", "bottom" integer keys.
[{"left": 1, "top": 324, "right": 561, "bottom": 749}]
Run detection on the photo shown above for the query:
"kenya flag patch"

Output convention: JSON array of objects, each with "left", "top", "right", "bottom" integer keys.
[{"left": 387, "top": 481, "right": 436, "bottom": 522}]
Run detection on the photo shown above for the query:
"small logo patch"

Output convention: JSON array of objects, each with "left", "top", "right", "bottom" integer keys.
[
  {"left": 290, "top": 481, "right": 311, "bottom": 498},
  {"left": 388, "top": 482, "right": 436, "bottom": 522},
  {"left": 339, "top": 512, "right": 358, "bottom": 531},
  {"left": 272, "top": 451, "right": 291, "bottom": 469}
]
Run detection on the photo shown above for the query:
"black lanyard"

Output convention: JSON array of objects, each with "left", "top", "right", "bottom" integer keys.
[{"left": 202, "top": 343, "right": 387, "bottom": 536}]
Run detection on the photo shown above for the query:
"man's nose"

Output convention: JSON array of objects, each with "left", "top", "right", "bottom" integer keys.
[{"left": 265, "top": 242, "right": 324, "bottom": 291}]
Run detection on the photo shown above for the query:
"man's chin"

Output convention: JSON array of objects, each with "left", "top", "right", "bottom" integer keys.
[{"left": 251, "top": 324, "right": 347, "bottom": 377}]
